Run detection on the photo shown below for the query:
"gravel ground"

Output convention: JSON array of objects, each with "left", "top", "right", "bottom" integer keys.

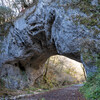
[{"left": 17, "top": 85, "right": 86, "bottom": 100}]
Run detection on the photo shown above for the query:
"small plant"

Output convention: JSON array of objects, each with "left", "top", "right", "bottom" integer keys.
[
  {"left": 0, "top": 79, "right": 5, "bottom": 87},
  {"left": 27, "top": 90, "right": 31, "bottom": 94},
  {"left": 41, "top": 98, "right": 45, "bottom": 100},
  {"left": 29, "top": 87, "right": 38, "bottom": 91}
]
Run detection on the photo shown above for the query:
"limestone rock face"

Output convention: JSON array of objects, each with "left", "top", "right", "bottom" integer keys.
[{"left": 0, "top": 0, "right": 99, "bottom": 89}]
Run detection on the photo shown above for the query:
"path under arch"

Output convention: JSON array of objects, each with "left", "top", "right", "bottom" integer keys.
[{"left": 16, "top": 84, "right": 86, "bottom": 100}]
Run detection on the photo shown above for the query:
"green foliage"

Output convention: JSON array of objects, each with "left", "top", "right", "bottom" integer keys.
[
  {"left": 24, "top": 87, "right": 38, "bottom": 94},
  {"left": 77, "top": 0, "right": 99, "bottom": 14},
  {"left": 0, "top": 6, "right": 13, "bottom": 24},
  {"left": 0, "top": 78, "right": 5, "bottom": 87},
  {"left": 80, "top": 71, "right": 100, "bottom": 100},
  {"left": 74, "top": 14, "right": 100, "bottom": 30},
  {"left": 41, "top": 98, "right": 45, "bottom": 100},
  {"left": 95, "top": 54, "right": 100, "bottom": 68},
  {"left": 72, "top": 0, "right": 100, "bottom": 36},
  {"left": 81, "top": 47, "right": 100, "bottom": 68},
  {"left": 37, "top": 72, "right": 58, "bottom": 90},
  {"left": 0, "top": 6, "right": 12, "bottom": 14}
]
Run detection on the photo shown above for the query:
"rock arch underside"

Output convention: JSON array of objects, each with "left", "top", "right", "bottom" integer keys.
[{"left": 0, "top": 0, "right": 99, "bottom": 89}]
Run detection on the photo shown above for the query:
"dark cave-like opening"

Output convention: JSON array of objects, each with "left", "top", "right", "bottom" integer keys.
[{"left": 18, "top": 61, "right": 26, "bottom": 72}]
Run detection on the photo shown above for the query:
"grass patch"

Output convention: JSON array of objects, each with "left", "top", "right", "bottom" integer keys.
[{"left": 80, "top": 70, "right": 100, "bottom": 100}]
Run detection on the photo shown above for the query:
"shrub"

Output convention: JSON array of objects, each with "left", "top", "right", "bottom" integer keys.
[{"left": 80, "top": 70, "right": 100, "bottom": 100}]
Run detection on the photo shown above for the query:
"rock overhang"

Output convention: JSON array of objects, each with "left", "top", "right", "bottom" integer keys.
[{"left": 0, "top": 0, "right": 99, "bottom": 89}]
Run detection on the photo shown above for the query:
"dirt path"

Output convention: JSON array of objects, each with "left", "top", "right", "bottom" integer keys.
[{"left": 17, "top": 84, "right": 85, "bottom": 100}]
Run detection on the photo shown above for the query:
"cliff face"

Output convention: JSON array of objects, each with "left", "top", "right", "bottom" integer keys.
[{"left": 0, "top": 0, "right": 99, "bottom": 89}]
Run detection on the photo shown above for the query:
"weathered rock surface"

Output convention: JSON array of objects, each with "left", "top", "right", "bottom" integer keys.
[{"left": 0, "top": 0, "right": 99, "bottom": 89}]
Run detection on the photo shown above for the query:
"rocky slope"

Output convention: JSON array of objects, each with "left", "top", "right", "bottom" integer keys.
[{"left": 0, "top": 0, "right": 100, "bottom": 89}]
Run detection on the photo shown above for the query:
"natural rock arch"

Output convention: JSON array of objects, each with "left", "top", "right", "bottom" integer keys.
[{"left": 0, "top": 0, "right": 99, "bottom": 89}]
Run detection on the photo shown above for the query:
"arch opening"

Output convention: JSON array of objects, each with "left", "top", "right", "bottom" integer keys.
[{"left": 34, "top": 55, "right": 86, "bottom": 89}]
